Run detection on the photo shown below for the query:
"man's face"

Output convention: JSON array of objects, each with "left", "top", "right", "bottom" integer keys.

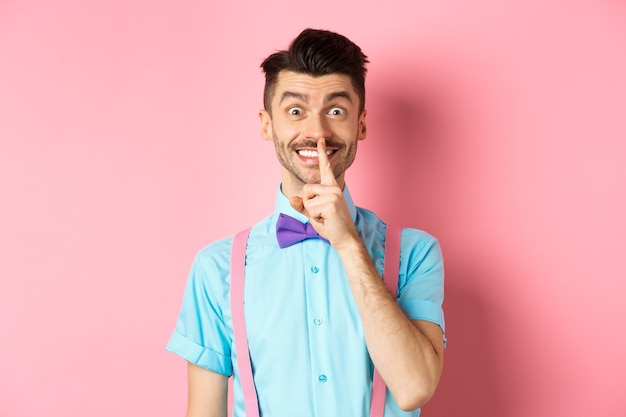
[{"left": 259, "top": 71, "right": 367, "bottom": 196}]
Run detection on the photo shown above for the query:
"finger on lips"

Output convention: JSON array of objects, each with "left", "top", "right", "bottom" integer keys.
[{"left": 317, "top": 138, "right": 336, "bottom": 186}]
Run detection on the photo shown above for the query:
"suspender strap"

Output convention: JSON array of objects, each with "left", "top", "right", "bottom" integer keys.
[
  {"left": 230, "top": 228, "right": 259, "bottom": 417},
  {"left": 230, "top": 225, "right": 402, "bottom": 417},
  {"left": 370, "top": 224, "right": 402, "bottom": 417}
]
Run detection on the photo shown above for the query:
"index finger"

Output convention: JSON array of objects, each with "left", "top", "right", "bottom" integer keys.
[{"left": 317, "top": 138, "right": 337, "bottom": 186}]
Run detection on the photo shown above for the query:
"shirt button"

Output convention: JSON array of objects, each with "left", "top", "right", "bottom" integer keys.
[
  {"left": 314, "top": 317, "right": 323, "bottom": 325},
  {"left": 310, "top": 266, "right": 320, "bottom": 273},
  {"left": 318, "top": 374, "right": 328, "bottom": 383}
]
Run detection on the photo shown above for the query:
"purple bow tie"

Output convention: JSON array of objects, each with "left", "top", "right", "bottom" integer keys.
[{"left": 276, "top": 213, "right": 329, "bottom": 248}]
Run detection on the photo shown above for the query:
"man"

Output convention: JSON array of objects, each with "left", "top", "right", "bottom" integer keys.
[{"left": 167, "top": 28, "right": 445, "bottom": 417}]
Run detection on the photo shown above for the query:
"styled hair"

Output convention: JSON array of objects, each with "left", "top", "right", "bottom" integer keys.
[{"left": 260, "top": 28, "right": 369, "bottom": 113}]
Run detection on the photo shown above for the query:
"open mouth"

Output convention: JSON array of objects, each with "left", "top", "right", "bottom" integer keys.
[{"left": 297, "top": 149, "right": 336, "bottom": 158}]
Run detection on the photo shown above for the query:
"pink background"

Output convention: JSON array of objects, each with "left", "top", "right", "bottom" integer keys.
[{"left": 1, "top": 1, "right": 625, "bottom": 416}]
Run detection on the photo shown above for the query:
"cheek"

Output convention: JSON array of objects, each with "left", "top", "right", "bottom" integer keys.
[
  {"left": 338, "top": 123, "right": 361, "bottom": 140},
  {"left": 274, "top": 122, "right": 300, "bottom": 140}
]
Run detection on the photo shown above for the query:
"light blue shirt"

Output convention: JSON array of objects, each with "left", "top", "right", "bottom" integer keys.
[{"left": 167, "top": 185, "right": 445, "bottom": 417}]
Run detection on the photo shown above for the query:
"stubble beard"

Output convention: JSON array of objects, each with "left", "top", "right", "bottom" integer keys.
[{"left": 272, "top": 132, "right": 358, "bottom": 187}]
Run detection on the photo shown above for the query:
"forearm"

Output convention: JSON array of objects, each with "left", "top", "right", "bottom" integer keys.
[{"left": 335, "top": 237, "right": 444, "bottom": 411}]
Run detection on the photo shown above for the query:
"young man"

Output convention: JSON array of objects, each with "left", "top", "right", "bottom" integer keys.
[{"left": 167, "top": 28, "right": 446, "bottom": 417}]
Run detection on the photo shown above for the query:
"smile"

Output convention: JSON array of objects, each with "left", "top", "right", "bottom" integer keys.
[{"left": 297, "top": 149, "right": 335, "bottom": 158}]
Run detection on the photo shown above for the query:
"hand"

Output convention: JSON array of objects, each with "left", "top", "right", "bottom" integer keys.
[{"left": 289, "top": 138, "right": 359, "bottom": 248}]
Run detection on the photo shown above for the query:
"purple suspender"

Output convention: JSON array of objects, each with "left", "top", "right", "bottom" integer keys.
[{"left": 230, "top": 225, "right": 402, "bottom": 417}]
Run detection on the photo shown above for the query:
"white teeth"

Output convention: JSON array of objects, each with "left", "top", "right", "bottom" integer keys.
[{"left": 298, "top": 150, "right": 334, "bottom": 157}]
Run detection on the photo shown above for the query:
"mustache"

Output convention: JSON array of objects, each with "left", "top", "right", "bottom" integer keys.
[{"left": 291, "top": 140, "right": 342, "bottom": 149}]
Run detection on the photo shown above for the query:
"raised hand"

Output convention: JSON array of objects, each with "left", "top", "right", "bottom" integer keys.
[
  {"left": 316, "top": 136, "right": 338, "bottom": 187},
  {"left": 289, "top": 138, "right": 359, "bottom": 248}
]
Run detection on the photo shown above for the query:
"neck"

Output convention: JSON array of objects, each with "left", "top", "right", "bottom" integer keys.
[{"left": 280, "top": 176, "right": 346, "bottom": 199}]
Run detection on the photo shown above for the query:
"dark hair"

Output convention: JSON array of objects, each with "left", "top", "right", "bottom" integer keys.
[{"left": 261, "top": 28, "right": 369, "bottom": 113}]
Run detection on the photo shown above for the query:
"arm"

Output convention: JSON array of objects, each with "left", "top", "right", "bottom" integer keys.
[
  {"left": 334, "top": 238, "right": 444, "bottom": 410},
  {"left": 292, "top": 139, "right": 444, "bottom": 411},
  {"left": 186, "top": 362, "right": 228, "bottom": 417}
]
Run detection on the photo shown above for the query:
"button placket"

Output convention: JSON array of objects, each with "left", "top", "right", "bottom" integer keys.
[{"left": 303, "top": 246, "right": 332, "bottom": 405}]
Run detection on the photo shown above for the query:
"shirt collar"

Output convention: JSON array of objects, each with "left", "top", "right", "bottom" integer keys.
[{"left": 273, "top": 183, "right": 358, "bottom": 225}]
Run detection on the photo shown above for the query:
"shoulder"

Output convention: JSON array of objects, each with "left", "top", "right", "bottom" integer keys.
[
  {"left": 193, "top": 235, "right": 233, "bottom": 270},
  {"left": 395, "top": 223, "right": 442, "bottom": 267},
  {"left": 355, "top": 206, "right": 439, "bottom": 248},
  {"left": 398, "top": 228, "right": 443, "bottom": 281},
  {"left": 400, "top": 227, "right": 439, "bottom": 250},
  {"left": 192, "top": 214, "right": 275, "bottom": 272},
  {"left": 191, "top": 236, "right": 233, "bottom": 288},
  {"left": 354, "top": 206, "right": 442, "bottom": 269}
]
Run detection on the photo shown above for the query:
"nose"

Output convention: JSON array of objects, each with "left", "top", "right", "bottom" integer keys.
[{"left": 303, "top": 113, "right": 331, "bottom": 141}]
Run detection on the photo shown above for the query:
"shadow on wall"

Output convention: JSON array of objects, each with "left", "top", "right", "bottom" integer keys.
[
  {"left": 355, "top": 63, "right": 516, "bottom": 416},
  {"left": 423, "top": 270, "right": 507, "bottom": 417}
]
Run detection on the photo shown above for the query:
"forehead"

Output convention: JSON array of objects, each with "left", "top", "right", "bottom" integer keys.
[{"left": 272, "top": 71, "right": 358, "bottom": 104}]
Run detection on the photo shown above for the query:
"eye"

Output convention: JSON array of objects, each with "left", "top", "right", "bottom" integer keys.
[
  {"left": 328, "top": 107, "right": 345, "bottom": 116},
  {"left": 288, "top": 107, "right": 303, "bottom": 116}
]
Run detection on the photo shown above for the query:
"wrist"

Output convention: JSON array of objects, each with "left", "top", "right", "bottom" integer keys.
[{"left": 332, "top": 230, "right": 365, "bottom": 254}]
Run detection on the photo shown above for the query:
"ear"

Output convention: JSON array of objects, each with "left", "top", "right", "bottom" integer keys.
[
  {"left": 357, "top": 109, "right": 367, "bottom": 141},
  {"left": 259, "top": 109, "right": 273, "bottom": 141}
]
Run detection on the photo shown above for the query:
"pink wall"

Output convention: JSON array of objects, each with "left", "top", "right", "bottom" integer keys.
[{"left": 1, "top": 1, "right": 625, "bottom": 416}]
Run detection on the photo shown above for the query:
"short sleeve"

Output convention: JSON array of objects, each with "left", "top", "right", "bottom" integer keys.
[
  {"left": 166, "top": 239, "right": 234, "bottom": 376},
  {"left": 397, "top": 229, "right": 446, "bottom": 338}
]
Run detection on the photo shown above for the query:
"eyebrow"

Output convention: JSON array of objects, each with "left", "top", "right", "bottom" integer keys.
[
  {"left": 326, "top": 91, "right": 353, "bottom": 104},
  {"left": 278, "top": 90, "right": 354, "bottom": 105},
  {"left": 279, "top": 91, "right": 309, "bottom": 105}
]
